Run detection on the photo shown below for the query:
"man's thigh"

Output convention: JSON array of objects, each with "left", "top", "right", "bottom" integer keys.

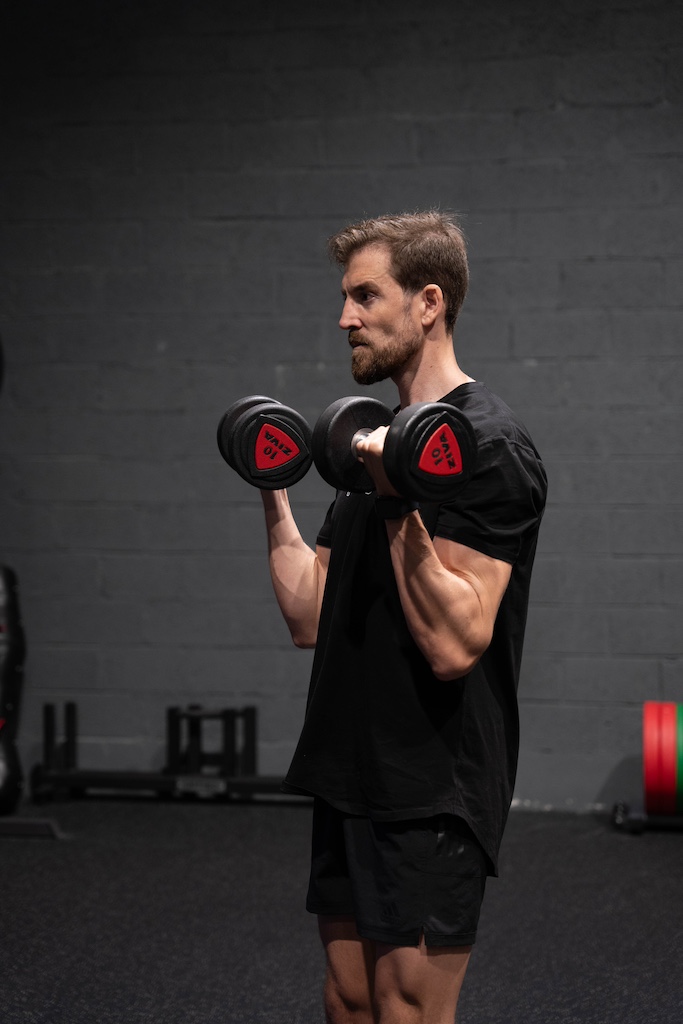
[
  {"left": 347, "top": 812, "right": 487, "bottom": 948},
  {"left": 307, "top": 799, "right": 489, "bottom": 948}
]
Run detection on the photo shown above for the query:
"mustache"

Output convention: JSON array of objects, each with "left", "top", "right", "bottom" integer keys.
[{"left": 349, "top": 331, "right": 366, "bottom": 347}]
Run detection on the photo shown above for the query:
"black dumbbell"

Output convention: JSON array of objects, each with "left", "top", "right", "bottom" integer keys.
[
  {"left": 312, "top": 396, "right": 477, "bottom": 502},
  {"left": 312, "top": 396, "right": 394, "bottom": 494},
  {"left": 217, "top": 396, "right": 313, "bottom": 490}
]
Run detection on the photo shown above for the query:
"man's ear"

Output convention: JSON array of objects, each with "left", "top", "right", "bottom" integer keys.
[{"left": 420, "top": 283, "right": 444, "bottom": 327}]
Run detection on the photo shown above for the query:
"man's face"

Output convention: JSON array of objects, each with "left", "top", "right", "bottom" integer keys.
[{"left": 339, "top": 245, "right": 422, "bottom": 385}]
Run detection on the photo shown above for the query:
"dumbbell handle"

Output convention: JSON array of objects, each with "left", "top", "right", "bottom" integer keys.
[
  {"left": 313, "top": 396, "right": 477, "bottom": 500},
  {"left": 350, "top": 428, "right": 373, "bottom": 457}
]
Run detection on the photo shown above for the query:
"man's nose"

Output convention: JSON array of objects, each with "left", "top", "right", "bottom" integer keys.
[{"left": 339, "top": 299, "right": 361, "bottom": 331}]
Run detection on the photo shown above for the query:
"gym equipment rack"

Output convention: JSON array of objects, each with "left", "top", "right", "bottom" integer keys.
[{"left": 30, "top": 702, "right": 288, "bottom": 803}]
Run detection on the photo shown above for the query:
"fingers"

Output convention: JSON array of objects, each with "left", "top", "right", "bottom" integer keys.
[
  {"left": 354, "top": 426, "right": 398, "bottom": 496},
  {"left": 353, "top": 424, "right": 390, "bottom": 460}
]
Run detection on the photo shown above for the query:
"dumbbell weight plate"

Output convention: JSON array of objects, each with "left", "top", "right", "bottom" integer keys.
[
  {"left": 383, "top": 402, "right": 477, "bottom": 503},
  {"left": 313, "top": 396, "right": 394, "bottom": 493},
  {"left": 234, "top": 401, "right": 313, "bottom": 490},
  {"left": 221, "top": 400, "right": 313, "bottom": 490},
  {"left": 217, "top": 395, "right": 280, "bottom": 469}
]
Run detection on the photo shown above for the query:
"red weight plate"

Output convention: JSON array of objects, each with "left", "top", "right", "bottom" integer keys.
[
  {"left": 384, "top": 402, "right": 477, "bottom": 502},
  {"left": 254, "top": 422, "right": 301, "bottom": 471},
  {"left": 659, "top": 702, "right": 678, "bottom": 815},
  {"left": 417, "top": 423, "right": 464, "bottom": 477},
  {"left": 643, "top": 701, "right": 662, "bottom": 815}
]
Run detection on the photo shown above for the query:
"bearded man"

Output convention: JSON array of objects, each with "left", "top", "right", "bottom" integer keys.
[{"left": 259, "top": 211, "right": 547, "bottom": 1024}]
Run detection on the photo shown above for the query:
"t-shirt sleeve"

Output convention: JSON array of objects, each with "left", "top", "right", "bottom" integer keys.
[
  {"left": 434, "top": 437, "right": 547, "bottom": 564},
  {"left": 316, "top": 499, "right": 337, "bottom": 548}
]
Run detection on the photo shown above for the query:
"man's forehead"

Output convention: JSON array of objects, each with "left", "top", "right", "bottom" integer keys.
[{"left": 342, "top": 244, "right": 394, "bottom": 288}]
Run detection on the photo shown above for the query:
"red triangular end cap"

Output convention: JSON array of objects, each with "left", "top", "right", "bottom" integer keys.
[
  {"left": 254, "top": 423, "right": 301, "bottom": 471},
  {"left": 417, "top": 423, "right": 464, "bottom": 477}
]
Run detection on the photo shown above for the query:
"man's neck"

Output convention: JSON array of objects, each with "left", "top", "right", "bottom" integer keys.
[{"left": 394, "top": 346, "right": 474, "bottom": 409}]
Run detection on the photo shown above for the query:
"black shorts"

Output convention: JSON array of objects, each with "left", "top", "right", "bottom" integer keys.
[{"left": 306, "top": 798, "right": 488, "bottom": 948}]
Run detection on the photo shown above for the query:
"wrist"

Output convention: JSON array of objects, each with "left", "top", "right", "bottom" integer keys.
[{"left": 374, "top": 495, "right": 421, "bottom": 520}]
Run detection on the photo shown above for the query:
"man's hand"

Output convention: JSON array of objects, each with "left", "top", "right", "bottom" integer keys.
[{"left": 353, "top": 425, "right": 400, "bottom": 496}]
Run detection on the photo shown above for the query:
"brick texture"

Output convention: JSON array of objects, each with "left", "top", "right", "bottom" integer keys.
[{"left": 1, "top": 0, "right": 681, "bottom": 810}]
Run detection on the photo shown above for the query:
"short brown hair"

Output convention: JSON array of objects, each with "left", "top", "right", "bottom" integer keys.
[{"left": 327, "top": 210, "right": 469, "bottom": 333}]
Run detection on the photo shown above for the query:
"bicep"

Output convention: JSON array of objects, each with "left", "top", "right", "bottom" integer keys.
[{"left": 433, "top": 536, "right": 512, "bottom": 631}]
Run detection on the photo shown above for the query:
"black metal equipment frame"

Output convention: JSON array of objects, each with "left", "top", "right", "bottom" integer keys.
[
  {"left": 30, "top": 702, "right": 287, "bottom": 802},
  {"left": 611, "top": 801, "right": 683, "bottom": 834}
]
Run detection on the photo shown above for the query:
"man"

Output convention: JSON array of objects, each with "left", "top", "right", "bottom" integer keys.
[{"left": 259, "top": 211, "right": 547, "bottom": 1023}]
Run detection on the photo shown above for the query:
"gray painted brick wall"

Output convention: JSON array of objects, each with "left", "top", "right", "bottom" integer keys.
[{"left": 1, "top": 0, "right": 681, "bottom": 810}]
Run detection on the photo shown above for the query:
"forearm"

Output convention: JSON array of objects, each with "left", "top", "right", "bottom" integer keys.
[
  {"left": 384, "top": 512, "right": 498, "bottom": 681},
  {"left": 261, "top": 489, "right": 327, "bottom": 648}
]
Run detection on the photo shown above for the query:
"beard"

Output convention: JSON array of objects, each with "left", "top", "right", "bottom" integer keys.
[{"left": 349, "top": 323, "right": 422, "bottom": 386}]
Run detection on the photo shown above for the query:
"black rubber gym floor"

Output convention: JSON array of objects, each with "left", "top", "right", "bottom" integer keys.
[{"left": 1, "top": 798, "right": 681, "bottom": 1023}]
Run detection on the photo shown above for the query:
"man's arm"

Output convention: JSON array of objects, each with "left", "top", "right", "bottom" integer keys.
[
  {"left": 384, "top": 516, "right": 511, "bottom": 680},
  {"left": 356, "top": 426, "right": 511, "bottom": 680},
  {"left": 260, "top": 489, "right": 330, "bottom": 649}
]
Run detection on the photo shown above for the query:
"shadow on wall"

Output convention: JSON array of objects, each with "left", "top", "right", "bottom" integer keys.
[{"left": 594, "top": 756, "right": 643, "bottom": 810}]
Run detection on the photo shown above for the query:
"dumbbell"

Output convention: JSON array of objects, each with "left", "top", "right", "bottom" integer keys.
[
  {"left": 217, "top": 395, "right": 313, "bottom": 489},
  {"left": 312, "top": 396, "right": 477, "bottom": 502}
]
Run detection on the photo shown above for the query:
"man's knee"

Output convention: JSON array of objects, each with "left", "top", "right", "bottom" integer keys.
[
  {"left": 372, "top": 975, "right": 426, "bottom": 1024},
  {"left": 319, "top": 916, "right": 375, "bottom": 1024},
  {"left": 372, "top": 939, "right": 471, "bottom": 1024},
  {"left": 373, "top": 988, "right": 456, "bottom": 1024},
  {"left": 323, "top": 971, "right": 375, "bottom": 1024}
]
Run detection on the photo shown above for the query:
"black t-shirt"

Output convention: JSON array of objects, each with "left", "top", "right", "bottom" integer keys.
[{"left": 282, "top": 383, "right": 547, "bottom": 873}]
